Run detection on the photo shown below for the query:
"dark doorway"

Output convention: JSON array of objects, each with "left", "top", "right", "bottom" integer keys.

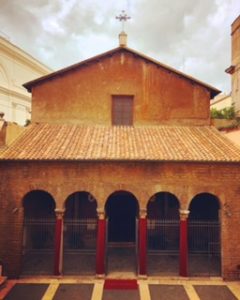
[
  {"left": 105, "top": 191, "right": 139, "bottom": 274},
  {"left": 22, "top": 190, "right": 56, "bottom": 275},
  {"left": 189, "top": 193, "right": 221, "bottom": 276},
  {"left": 147, "top": 192, "right": 180, "bottom": 276},
  {"left": 63, "top": 191, "right": 97, "bottom": 275},
  {"left": 105, "top": 191, "right": 139, "bottom": 242}
]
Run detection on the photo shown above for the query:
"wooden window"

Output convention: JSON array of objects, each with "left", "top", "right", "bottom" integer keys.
[{"left": 112, "top": 96, "right": 133, "bottom": 126}]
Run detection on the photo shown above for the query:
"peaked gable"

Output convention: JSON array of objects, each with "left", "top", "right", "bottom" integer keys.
[
  {"left": 24, "top": 47, "right": 220, "bottom": 98},
  {"left": 24, "top": 47, "right": 220, "bottom": 126}
]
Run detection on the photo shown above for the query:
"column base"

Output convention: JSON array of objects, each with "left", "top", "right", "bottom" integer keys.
[
  {"left": 96, "top": 273, "right": 105, "bottom": 279},
  {"left": 138, "top": 274, "right": 147, "bottom": 280}
]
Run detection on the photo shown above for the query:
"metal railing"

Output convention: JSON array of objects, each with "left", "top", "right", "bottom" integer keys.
[
  {"left": 147, "top": 219, "right": 179, "bottom": 254},
  {"left": 23, "top": 218, "right": 55, "bottom": 252},
  {"left": 188, "top": 220, "right": 220, "bottom": 255},
  {"left": 64, "top": 218, "right": 97, "bottom": 253}
]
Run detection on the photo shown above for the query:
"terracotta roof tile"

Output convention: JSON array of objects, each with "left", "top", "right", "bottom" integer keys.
[{"left": 1, "top": 123, "right": 240, "bottom": 162}]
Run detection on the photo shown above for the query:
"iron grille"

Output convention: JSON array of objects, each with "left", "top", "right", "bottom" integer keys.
[
  {"left": 188, "top": 220, "right": 220, "bottom": 254},
  {"left": 23, "top": 218, "right": 55, "bottom": 251},
  {"left": 64, "top": 218, "right": 97, "bottom": 253},
  {"left": 147, "top": 219, "right": 179, "bottom": 254}
]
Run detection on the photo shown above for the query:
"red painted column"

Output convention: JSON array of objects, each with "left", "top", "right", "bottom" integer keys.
[
  {"left": 54, "top": 209, "right": 65, "bottom": 275},
  {"left": 96, "top": 210, "right": 106, "bottom": 276},
  {"left": 139, "top": 209, "right": 147, "bottom": 276},
  {"left": 179, "top": 209, "right": 190, "bottom": 277}
]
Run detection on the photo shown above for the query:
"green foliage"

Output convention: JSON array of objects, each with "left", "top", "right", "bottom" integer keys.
[{"left": 210, "top": 106, "right": 235, "bottom": 119}]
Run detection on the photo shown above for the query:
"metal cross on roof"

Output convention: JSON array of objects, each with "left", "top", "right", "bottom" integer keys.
[{"left": 116, "top": 10, "right": 131, "bottom": 31}]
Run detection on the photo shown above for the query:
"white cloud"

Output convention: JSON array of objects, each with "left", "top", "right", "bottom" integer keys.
[
  {"left": 42, "top": 18, "right": 65, "bottom": 35},
  {"left": 0, "top": 0, "right": 239, "bottom": 92}
]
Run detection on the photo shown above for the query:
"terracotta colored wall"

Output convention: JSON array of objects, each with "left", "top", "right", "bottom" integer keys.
[
  {"left": 231, "top": 15, "right": 240, "bottom": 114},
  {"left": 31, "top": 51, "right": 210, "bottom": 126},
  {"left": 6, "top": 123, "right": 25, "bottom": 145},
  {"left": 0, "top": 161, "right": 239, "bottom": 278}
]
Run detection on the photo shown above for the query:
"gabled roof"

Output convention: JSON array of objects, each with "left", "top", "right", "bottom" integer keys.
[
  {"left": 1, "top": 123, "right": 240, "bottom": 162},
  {"left": 23, "top": 46, "right": 220, "bottom": 98}
]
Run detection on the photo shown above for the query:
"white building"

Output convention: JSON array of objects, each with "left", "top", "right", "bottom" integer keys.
[
  {"left": 0, "top": 36, "right": 51, "bottom": 125},
  {"left": 210, "top": 93, "right": 232, "bottom": 110}
]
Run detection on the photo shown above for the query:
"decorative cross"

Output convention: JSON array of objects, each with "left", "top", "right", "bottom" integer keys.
[{"left": 116, "top": 10, "right": 131, "bottom": 31}]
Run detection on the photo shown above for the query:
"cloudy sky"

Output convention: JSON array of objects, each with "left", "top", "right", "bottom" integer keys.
[{"left": 0, "top": 0, "right": 239, "bottom": 94}]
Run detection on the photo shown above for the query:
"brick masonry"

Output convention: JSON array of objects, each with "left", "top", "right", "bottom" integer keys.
[
  {"left": 0, "top": 45, "right": 239, "bottom": 279},
  {"left": 0, "top": 160, "right": 240, "bottom": 278}
]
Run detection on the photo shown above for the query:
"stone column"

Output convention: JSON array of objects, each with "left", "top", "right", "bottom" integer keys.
[
  {"left": 96, "top": 208, "right": 106, "bottom": 276},
  {"left": 138, "top": 209, "right": 147, "bottom": 276},
  {"left": 179, "top": 209, "right": 190, "bottom": 277},
  {"left": 54, "top": 208, "right": 65, "bottom": 275}
]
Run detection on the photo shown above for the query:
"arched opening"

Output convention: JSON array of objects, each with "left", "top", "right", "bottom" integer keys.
[
  {"left": 22, "top": 190, "right": 56, "bottom": 275},
  {"left": 63, "top": 191, "right": 97, "bottom": 275},
  {"left": 105, "top": 191, "right": 139, "bottom": 274},
  {"left": 189, "top": 193, "right": 221, "bottom": 276},
  {"left": 147, "top": 192, "right": 180, "bottom": 275}
]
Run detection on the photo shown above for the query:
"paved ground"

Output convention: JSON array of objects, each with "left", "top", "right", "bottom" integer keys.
[
  {"left": 1, "top": 277, "right": 240, "bottom": 300},
  {"left": 21, "top": 250, "right": 221, "bottom": 276}
]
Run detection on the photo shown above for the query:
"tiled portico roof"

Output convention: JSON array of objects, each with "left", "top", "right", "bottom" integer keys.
[{"left": 1, "top": 123, "right": 240, "bottom": 162}]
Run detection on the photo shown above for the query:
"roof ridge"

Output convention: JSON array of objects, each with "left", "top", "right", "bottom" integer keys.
[
  {"left": 23, "top": 47, "right": 220, "bottom": 98},
  {"left": 27, "top": 123, "right": 213, "bottom": 129}
]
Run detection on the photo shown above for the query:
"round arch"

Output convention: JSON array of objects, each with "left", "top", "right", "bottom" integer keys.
[
  {"left": 105, "top": 190, "right": 139, "bottom": 242},
  {"left": 147, "top": 192, "right": 180, "bottom": 219},
  {"left": 23, "top": 190, "right": 56, "bottom": 218},
  {"left": 189, "top": 193, "right": 220, "bottom": 220},
  {"left": 64, "top": 191, "right": 97, "bottom": 219}
]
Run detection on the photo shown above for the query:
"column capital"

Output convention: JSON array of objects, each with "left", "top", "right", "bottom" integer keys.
[
  {"left": 179, "top": 209, "right": 190, "bottom": 221},
  {"left": 139, "top": 208, "right": 147, "bottom": 219},
  {"left": 97, "top": 208, "right": 105, "bottom": 220},
  {"left": 55, "top": 208, "right": 65, "bottom": 219}
]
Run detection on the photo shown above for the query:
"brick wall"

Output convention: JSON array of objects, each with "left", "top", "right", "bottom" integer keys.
[
  {"left": 0, "top": 161, "right": 239, "bottom": 278},
  {"left": 31, "top": 51, "right": 211, "bottom": 126}
]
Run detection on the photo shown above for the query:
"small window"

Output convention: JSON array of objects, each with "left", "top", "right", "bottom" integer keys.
[{"left": 112, "top": 95, "right": 133, "bottom": 126}]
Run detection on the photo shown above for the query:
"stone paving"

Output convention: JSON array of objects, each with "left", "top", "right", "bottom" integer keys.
[{"left": 1, "top": 277, "right": 240, "bottom": 300}]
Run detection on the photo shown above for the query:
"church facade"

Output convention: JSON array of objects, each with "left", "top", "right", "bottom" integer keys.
[
  {"left": 1, "top": 37, "right": 240, "bottom": 279},
  {"left": 0, "top": 35, "right": 51, "bottom": 126}
]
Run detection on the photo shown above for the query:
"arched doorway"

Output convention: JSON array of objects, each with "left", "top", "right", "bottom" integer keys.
[
  {"left": 105, "top": 191, "right": 139, "bottom": 274},
  {"left": 22, "top": 190, "right": 55, "bottom": 275},
  {"left": 63, "top": 191, "right": 97, "bottom": 275},
  {"left": 147, "top": 192, "right": 180, "bottom": 275},
  {"left": 189, "top": 193, "right": 221, "bottom": 276}
]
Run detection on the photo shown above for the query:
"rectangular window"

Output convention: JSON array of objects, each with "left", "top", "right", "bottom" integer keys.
[{"left": 112, "top": 95, "right": 133, "bottom": 126}]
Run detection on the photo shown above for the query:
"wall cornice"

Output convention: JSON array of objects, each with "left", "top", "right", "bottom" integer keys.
[
  {"left": 0, "top": 36, "right": 52, "bottom": 75},
  {"left": 0, "top": 85, "right": 31, "bottom": 102}
]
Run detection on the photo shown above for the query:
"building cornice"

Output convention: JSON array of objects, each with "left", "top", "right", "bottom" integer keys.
[
  {"left": 0, "top": 85, "right": 31, "bottom": 102},
  {"left": 0, "top": 36, "right": 52, "bottom": 75}
]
